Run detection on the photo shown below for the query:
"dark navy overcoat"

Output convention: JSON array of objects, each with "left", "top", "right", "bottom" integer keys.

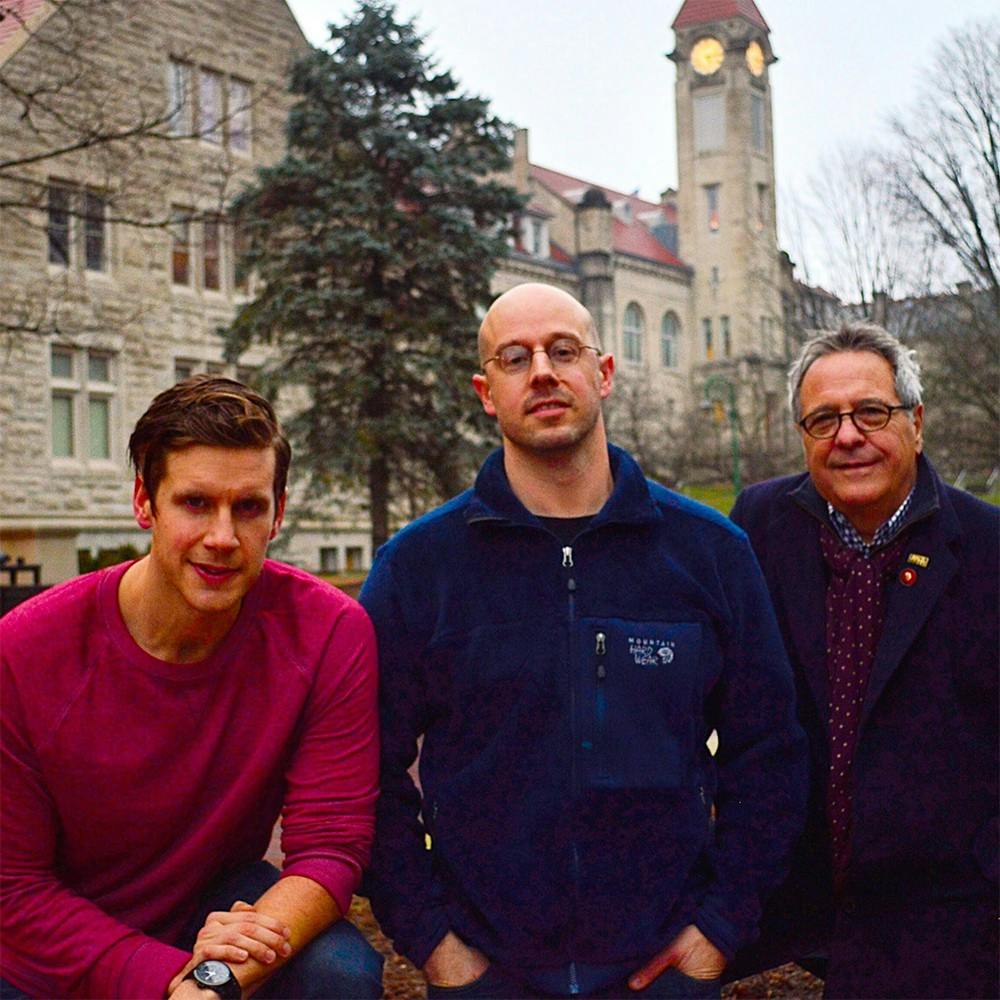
[{"left": 729, "top": 455, "right": 998, "bottom": 999}]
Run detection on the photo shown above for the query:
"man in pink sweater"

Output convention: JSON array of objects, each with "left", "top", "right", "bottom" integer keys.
[{"left": 0, "top": 377, "right": 382, "bottom": 1000}]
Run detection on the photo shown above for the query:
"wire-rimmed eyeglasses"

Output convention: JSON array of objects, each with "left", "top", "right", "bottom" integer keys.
[
  {"left": 482, "top": 338, "right": 599, "bottom": 375},
  {"left": 798, "top": 401, "right": 913, "bottom": 440}
]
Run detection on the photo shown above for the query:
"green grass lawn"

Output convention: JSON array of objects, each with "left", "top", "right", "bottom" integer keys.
[{"left": 678, "top": 483, "right": 737, "bottom": 514}]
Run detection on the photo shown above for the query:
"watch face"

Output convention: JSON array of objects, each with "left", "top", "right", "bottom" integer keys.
[
  {"left": 195, "top": 961, "right": 232, "bottom": 987},
  {"left": 691, "top": 37, "right": 725, "bottom": 75},
  {"left": 746, "top": 40, "right": 765, "bottom": 76}
]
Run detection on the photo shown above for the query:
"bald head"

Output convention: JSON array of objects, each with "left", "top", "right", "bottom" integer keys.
[{"left": 479, "top": 284, "right": 598, "bottom": 363}]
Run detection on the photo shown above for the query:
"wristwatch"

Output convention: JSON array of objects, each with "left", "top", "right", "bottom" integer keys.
[{"left": 184, "top": 960, "right": 241, "bottom": 999}]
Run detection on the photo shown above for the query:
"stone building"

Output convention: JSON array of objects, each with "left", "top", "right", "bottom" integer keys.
[
  {"left": 0, "top": 0, "right": 377, "bottom": 581},
  {"left": 1, "top": 0, "right": 799, "bottom": 582}
]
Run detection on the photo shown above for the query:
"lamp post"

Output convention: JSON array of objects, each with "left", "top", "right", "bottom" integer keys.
[{"left": 703, "top": 374, "right": 741, "bottom": 496}]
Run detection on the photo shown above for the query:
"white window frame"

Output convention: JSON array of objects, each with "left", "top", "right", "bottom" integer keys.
[
  {"left": 50, "top": 345, "right": 119, "bottom": 466},
  {"left": 47, "top": 183, "right": 109, "bottom": 275}
]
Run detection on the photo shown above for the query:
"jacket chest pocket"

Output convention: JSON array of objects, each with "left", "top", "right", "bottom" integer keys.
[{"left": 578, "top": 618, "right": 703, "bottom": 790}]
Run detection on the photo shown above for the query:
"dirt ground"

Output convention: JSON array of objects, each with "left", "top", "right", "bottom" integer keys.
[{"left": 347, "top": 897, "right": 823, "bottom": 1000}]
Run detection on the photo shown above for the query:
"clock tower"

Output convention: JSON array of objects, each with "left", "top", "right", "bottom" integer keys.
[{"left": 671, "top": 0, "right": 784, "bottom": 392}]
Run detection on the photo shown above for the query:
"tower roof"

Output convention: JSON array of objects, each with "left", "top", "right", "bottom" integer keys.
[{"left": 672, "top": 0, "right": 769, "bottom": 32}]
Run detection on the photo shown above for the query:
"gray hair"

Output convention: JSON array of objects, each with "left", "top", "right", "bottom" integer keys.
[{"left": 788, "top": 323, "right": 923, "bottom": 421}]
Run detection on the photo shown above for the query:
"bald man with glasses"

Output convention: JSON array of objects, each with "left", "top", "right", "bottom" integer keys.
[
  {"left": 360, "top": 283, "right": 806, "bottom": 999},
  {"left": 728, "top": 324, "right": 999, "bottom": 998}
]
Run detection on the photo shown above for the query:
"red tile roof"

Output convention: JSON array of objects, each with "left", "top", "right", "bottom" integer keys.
[
  {"left": 672, "top": 0, "right": 769, "bottom": 32},
  {"left": 529, "top": 164, "right": 686, "bottom": 270},
  {"left": 549, "top": 241, "right": 573, "bottom": 265},
  {"left": 0, "top": 0, "right": 46, "bottom": 50}
]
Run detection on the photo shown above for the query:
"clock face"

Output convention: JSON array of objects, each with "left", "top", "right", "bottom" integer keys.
[
  {"left": 196, "top": 962, "right": 231, "bottom": 986},
  {"left": 691, "top": 37, "right": 725, "bottom": 76},
  {"left": 746, "top": 40, "right": 765, "bottom": 76}
]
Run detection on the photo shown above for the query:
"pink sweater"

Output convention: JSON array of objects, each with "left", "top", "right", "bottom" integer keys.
[{"left": 1, "top": 560, "right": 378, "bottom": 999}]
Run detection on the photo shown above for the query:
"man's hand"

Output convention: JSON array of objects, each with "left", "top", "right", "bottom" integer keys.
[
  {"left": 166, "top": 901, "right": 292, "bottom": 995},
  {"left": 628, "top": 924, "right": 725, "bottom": 991},
  {"left": 422, "top": 930, "right": 489, "bottom": 987}
]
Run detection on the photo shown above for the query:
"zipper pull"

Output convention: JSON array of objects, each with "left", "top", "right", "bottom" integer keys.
[
  {"left": 596, "top": 632, "right": 606, "bottom": 680},
  {"left": 562, "top": 546, "right": 573, "bottom": 568},
  {"left": 595, "top": 632, "right": 606, "bottom": 655}
]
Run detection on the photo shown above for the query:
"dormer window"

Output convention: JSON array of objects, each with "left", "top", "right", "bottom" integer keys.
[{"left": 520, "top": 215, "right": 549, "bottom": 259}]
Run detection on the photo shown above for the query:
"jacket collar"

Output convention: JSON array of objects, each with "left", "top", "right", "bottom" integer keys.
[
  {"left": 465, "top": 444, "right": 660, "bottom": 531},
  {"left": 788, "top": 452, "right": 943, "bottom": 537}
]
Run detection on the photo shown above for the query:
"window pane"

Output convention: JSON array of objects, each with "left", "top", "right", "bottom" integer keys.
[
  {"left": 52, "top": 395, "right": 74, "bottom": 457},
  {"left": 345, "top": 546, "right": 364, "bottom": 571},
  {"left": 88, "top": 352, "right": 110, "bottom": 382},
  {"left": 721, "top": 316, "right": 731, "bottom": 357},
  {"left": 229, "top": 78, "right": 251, "bottom": 152},
  {"left": 706, "top": 185, "right": 720, "bottom": 231},
  {"left": 199, "top": 69, "right": 223, "bottom": 144},
  {"left": 48, "top": 186, "right": 71, "bottom": 265},
  {"left": 175, "top": 360, "right": 195, "bottom": 381},
  {"left": 171, "top": 211, "right": 190, "bottom": 284},
  {"left": 203, "top": 217, "right": 220, "bottom": 290},
  {"left": 167, "top": 60, "right": 191, "bottom": 135},
  {"left": 623, "top": 304, "right": 644, "bottom": 363},
  {"left": 83, "top": 192, "right": 106, "bottom": 271},
  {"left": 660, "top": 313, "right": 678, "bottom": 368},
  {"left": 320, "top": 547, "right": 340, "bottom": 573},
  {"left": 51, "top": 347, "right": 73, "bottom": 378},
  {"left": 89, "top": 397, "right": 110, "bottom": 459},
  {"left": 206, "top": 362, "right": 225, "bottom": 375}
]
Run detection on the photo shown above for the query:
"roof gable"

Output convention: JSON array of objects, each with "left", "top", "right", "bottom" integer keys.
[
  {"left": 529, "top": 164, "right": 686, "bottom": 270},
  {"left": 672, "top": 0, "right": 769, "bottom": 32}
]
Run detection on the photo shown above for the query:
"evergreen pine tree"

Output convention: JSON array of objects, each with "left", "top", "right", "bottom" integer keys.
[{"left": 226, "top": 1, "right": 523, "bottom": 550}]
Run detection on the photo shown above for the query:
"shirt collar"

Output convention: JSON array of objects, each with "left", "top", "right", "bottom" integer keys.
[{"left": 827, "top": 486, "right": 915, "bottom": 558}]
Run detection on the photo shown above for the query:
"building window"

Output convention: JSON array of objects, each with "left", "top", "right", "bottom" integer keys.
[
  {"left": 229, "top": 77, "right": 252, "bottom": 154},
  {"left": 47, "top": 185, "right": 71, "bottom": 265},
  {"left": 203, "top": 217, "right": 222, "bottom": 291},
  {"left": 50, "top": 346, "right": 116, "bottom": 461},
  {"left": 721, "top": 315, "right": 731, "bottom": 357},
  {"left": 83, "top": 191, "right": 107, "bottom": 271},
  {"left": 174, "top": 359, "right": 197, "bottom": 382},
  {"left": 345, "top": 546, "right": 365, "bottom": 571},
  {"left": 660, "top": 312, "right": 679, "bottom": 368},
  {"left": 167, "top": 60, "right": 192, "bottom": 135},
  {"left": 623, "top": 303, "right": 644, "bottom": 364},
  {"left": 171, "top": 210, "right": 191, "bottom": 285},
  {"left": 199, "top": 68, "right": 223, "bottom": 144},
  {"left": 320, "top": 547, "right": 340, "bottom": 573},
  {"left": 756, "top": 184, "right": 768, "bottom": 231},
  {"left": 47, "top": 184, "right": 107, "bottom": 271},
  {"left": 693, "top": 92, "right": 725, "bottom": 152},
  {"left": 751, "top": 92, "right": 765, "bottom": 152},
  {"left": 233, "top": 217, "right": 251, "bottom": 292},
  {"left": 703, "top": 318, "right": 714, "bottom": 360},
  {"left": 705, "top": 184, "right": 720, "bottom": 231}
]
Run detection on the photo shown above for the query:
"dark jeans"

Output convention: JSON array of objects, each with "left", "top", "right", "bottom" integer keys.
[
  {"left": 180, "top": 861, "right": 383, "bottom": 1000},
  {"left": 427, "top": 964, "right": 721, "bottom": 1000},
  {"left": 1, "top": 861, "right": 382, "bottom": 1000}
]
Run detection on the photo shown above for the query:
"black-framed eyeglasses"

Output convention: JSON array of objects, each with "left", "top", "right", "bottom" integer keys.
[
  {"left": 798, "top": 402, "right": 913, "bottom": 440},
  {"left": 482, "top": 338, "right": 600, "bottom": 375}
]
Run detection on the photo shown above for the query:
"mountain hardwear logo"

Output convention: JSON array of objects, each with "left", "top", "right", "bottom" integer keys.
[{"left": 628, "top": 637, "right": 674, "bottom": 666}]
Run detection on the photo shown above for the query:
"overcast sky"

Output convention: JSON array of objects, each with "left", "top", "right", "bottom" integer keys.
[{"left": 285, "top": 0, "right": 997, "bottom": 290}]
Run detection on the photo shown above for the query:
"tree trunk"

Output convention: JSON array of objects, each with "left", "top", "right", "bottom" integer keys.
[{"left": 368, "top": 451, "right": 390, "bottom": 554}]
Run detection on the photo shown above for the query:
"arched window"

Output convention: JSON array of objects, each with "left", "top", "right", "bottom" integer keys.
[
  {"left": 623, "top": 302, "right": 644, "bottom": 364},
  {"left": 660, "top": 312, "right": 679, "bottom": 368}
]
